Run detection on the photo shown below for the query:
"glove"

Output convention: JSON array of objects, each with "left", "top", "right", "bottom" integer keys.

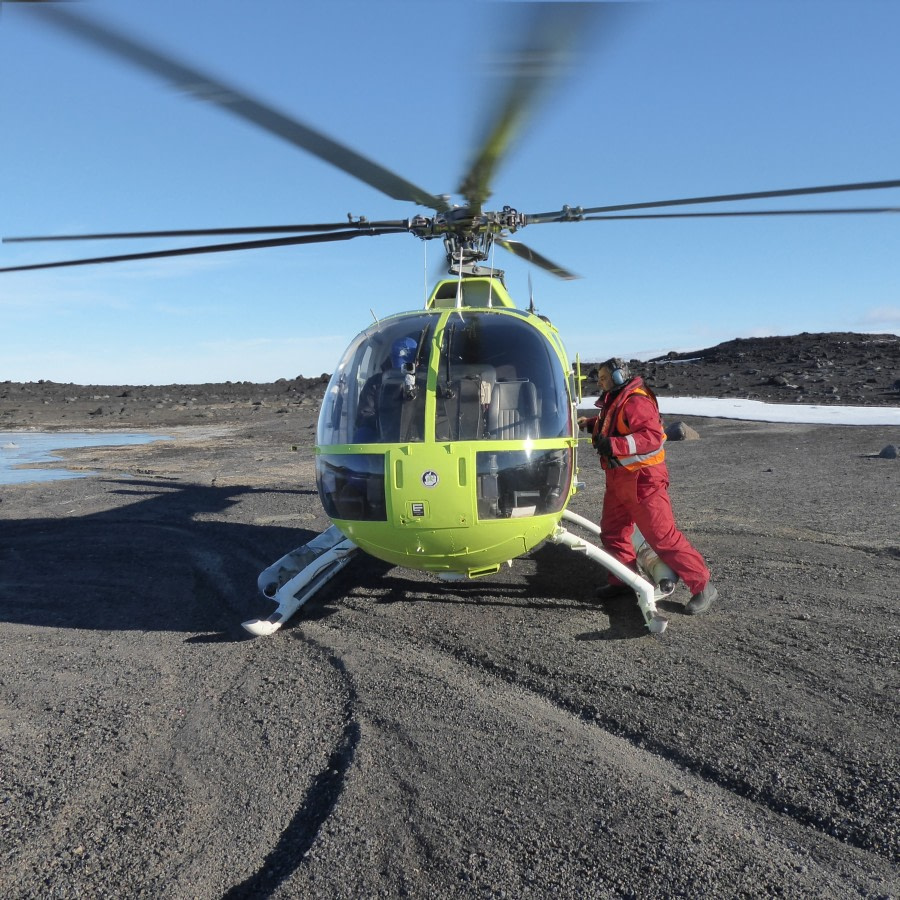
[
  {"left": 576, "top": 416, "right": 592, "bottom": 432},
  {"left": 594, "top": 436, "right": 613, "bottom": 457}
]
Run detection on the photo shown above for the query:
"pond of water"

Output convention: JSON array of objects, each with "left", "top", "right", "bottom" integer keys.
[{"left": 0, "top": 432, "right": 168, "bottom": 485}]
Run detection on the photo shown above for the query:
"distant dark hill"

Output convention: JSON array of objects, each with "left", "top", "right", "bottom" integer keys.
[
  {"left": 581, "top": 332, "right": 900, "bottom": 406},
  {"left": 0, "top": 376, "right": 331, "bottom": 429},
  {"left": 2, "top": 332, "right": 899, "bottom": 430}
]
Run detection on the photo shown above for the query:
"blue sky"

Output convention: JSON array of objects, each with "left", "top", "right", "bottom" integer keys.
[{"left": 1, "top": 0, "right": 898, "bottom": 385}]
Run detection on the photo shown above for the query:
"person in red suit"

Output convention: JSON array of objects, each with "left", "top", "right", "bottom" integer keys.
[{"left": 577, "top": 358, "right": 718, "bottom": 615}]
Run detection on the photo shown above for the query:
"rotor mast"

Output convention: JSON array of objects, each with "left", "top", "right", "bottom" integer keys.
[{"left": 406, "top": 206, "right": 525, "bottom": 278}]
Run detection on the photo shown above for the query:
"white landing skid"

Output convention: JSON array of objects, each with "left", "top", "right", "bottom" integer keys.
[
  {"left": 242, "top": 524, "right": 358, "bottom": 637},
  {"left": 550, "top": 510, "right": 669, "bottom": 634}
]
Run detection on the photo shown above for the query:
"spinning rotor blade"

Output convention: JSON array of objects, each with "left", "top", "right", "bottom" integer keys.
[
  {"left": 527, "top": 179, "right": 900, "bottom": 222},
  {"left": 17, "top": 3, "right": 450, "bottom": 212},
  {"left": 495, "top": 239, "right": 577, "bottom": 280},
  {"left": 0, "top": 227, "right": 408, "bottom": 273},
  {"left": 4, "top": 221, "right": 409, "bottom": 242},
  {"left": 577, "top": 207, "right": 900, "bottom": 221},
  {"left": 458, "top": 2, "right": 629, "bottom": 214}
]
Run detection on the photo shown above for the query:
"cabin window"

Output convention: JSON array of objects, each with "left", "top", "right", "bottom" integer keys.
[{"left": 316, "top": 453, "right": 386, "bottom": 521}]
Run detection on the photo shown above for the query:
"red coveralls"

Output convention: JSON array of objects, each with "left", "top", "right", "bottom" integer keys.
[{"left": 585, "top": 377, "right": 710, "bottom": 595}]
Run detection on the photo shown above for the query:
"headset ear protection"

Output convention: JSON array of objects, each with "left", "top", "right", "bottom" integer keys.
[{"left": 603, "top": 357, "right": 630, "bottom": 387}]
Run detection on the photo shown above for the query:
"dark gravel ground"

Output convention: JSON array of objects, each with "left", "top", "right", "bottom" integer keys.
[{"left": 1, "top": 332, "right": 898, "bottom": 898}]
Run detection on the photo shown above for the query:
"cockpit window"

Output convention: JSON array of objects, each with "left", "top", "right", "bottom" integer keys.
[
  {"left": 435, "top": 312, "right": 569, "bottom": 441},
  {"left": 317, "top": 315, "right": 435, "bottom": 445},
  {"left": 318, "top": 309, "right": 570, "bottom": 447}
]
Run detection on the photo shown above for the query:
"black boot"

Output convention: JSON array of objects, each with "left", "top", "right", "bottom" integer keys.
[{"left": 685, "top": 583, "right": 718, "bottom": 615}]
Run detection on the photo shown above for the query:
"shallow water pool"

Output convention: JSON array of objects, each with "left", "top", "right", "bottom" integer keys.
[{"left": 0, "top": 432, "right": 167, "bottom": 485}]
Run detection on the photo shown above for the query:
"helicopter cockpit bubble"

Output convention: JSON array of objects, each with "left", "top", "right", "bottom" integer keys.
[{"left": 317, "top": 305, "right": 574, "bottom": 532}]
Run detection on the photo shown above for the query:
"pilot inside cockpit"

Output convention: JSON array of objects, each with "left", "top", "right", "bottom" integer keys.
[{"left": 354, "top": 336, "right": 419, "bottom": 442}]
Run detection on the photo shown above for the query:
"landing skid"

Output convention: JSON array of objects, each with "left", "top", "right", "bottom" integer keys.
[
  {"left": 242, "top": 525, "right": 358, "bottom": 637},
  {"left": 551, "top": 510, "right": 669, "bottom": 634},
  {"left": 242, "top": 513, "right": 669, "bottom": 637}
]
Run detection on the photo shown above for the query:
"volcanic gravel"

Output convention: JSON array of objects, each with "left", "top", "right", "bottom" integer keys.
[{"left": 0, "top": 332, "right": 898, "bottom": 898}]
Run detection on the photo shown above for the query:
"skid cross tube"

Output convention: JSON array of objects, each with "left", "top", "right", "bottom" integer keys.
[{"left": 551, "top": 510, "right": 668, "bottom": 634}]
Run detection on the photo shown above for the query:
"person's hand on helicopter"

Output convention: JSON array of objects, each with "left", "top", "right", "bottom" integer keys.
[{"left": 576, "top": 415, "right": 613, "bottom": 456}]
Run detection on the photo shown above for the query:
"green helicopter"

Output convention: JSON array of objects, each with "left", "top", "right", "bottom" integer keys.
[{"left": 3, "top": 2, "right": 897, "bottom": 637}]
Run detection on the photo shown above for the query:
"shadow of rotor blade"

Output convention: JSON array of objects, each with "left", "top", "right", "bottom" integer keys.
[
  {"left": 458, "top": 2, "right": 636, "bottom": 214},
  {"left": 496, "top": 238, "right": 578, "bottom": 280},
  {"left": 18, "top": 3, "right": 450, "bottom": 212},
  {"left": 0, "top": 228, "right": 409, "bottom": 273}
]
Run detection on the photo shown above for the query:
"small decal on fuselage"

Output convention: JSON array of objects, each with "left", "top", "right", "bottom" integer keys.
[{"left": 421, "top": 470, "right": 439, "bottom": 488}]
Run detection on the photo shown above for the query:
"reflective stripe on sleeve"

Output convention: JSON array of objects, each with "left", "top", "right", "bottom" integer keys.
[{"left": 617, "top": 444, "right": 666, "bottom": 469}]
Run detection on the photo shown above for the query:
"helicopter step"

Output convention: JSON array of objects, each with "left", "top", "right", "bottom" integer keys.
[
  {"left": 242, "top": 525, "right": 358, "bottom": 637},
  {"left": 551, "top": 510, "right": 669, "bottom": 634}
]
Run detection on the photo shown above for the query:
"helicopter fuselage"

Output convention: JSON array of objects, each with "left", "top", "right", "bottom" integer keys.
[{"left": 315, "top": 277, "right": 580, "bottom": 577}]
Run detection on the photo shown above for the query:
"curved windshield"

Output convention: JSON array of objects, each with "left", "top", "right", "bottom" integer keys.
[
  {"left": 435, "top": 312, "right": 570, "bottom": 441},
  {"left": 318, "top": 314, "right": 436, "bottom": 445}
]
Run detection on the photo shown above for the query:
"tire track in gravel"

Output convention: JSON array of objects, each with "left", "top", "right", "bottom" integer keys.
[
  {"left": 315, "top": 589, "right": 898, "bottom": 868},
  {"left": 290, "top": 606, "right": 897, "bottom": 897},
  {"left": 699, "top": 518, "right": 900, "bottom": 557},
  {"left": 435, "top": 637, "right": 891, "bottom": 860},
  {"left": 223, "top": 636, "right": 361, "bottom": 899}
]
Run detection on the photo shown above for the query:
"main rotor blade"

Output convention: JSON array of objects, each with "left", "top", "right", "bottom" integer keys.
[
  {"left": 527, "top": 179, "right": 900, "bottom": 222},
  {"left": 458, "top": 2, "right": 631, "bottom": 214},
  {"left": 4, "top": 221, "right": 409, "bottom": 242},
  {"left": 18, "top": 3, "right": 450, "bottom": 211},
  {"left": 576, "top": 207, "right": 900, "bottom": 221},
  {"left": 0, "top": 227, "right": 408, "bottom": 273},
  {"left": 495, "top": 238, "right": 578, "bottom": 280}
]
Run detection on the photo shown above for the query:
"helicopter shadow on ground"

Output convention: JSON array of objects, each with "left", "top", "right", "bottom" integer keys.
[
  {"left": 0, "top": 478, "right": 321, "bottom": 638},
  {"left": 574, "top": 596, "right": 651, "bottom": 642},
  {"left": 307, "top": 540, "right": 650, "bottom": 641},
  {"left": 527, "top": 544, "right": 650, "bottom": 640},
  {"left": 574, "top": 586, "right": 691, "bottom": 642}
]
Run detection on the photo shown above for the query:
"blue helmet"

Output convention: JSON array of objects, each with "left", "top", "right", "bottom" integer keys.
[{"left": 390, "top": 336, "right": 417, "bottom": 369}]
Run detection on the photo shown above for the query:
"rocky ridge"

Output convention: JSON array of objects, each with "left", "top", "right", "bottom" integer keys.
[
  {"left": 1, "top": 332, "right": 898, "bottom": 431},
  {"left": 581, "top": 331, "right": 899, "bottom": 406}
]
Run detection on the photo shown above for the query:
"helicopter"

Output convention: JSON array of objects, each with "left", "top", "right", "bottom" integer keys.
[{"left": 2, "top": 3, "right": 899, "bottom": 636}]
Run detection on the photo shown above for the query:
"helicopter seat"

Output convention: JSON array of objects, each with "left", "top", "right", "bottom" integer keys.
[
  {"left": 436, "top": 364, "right": 496, "bottom": 440},
  {"left": 487, "top": 379, "right": 539, "bottom": 440},
  {"left": 377, "top": 370, "right": 425, "bottom": 442}
]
